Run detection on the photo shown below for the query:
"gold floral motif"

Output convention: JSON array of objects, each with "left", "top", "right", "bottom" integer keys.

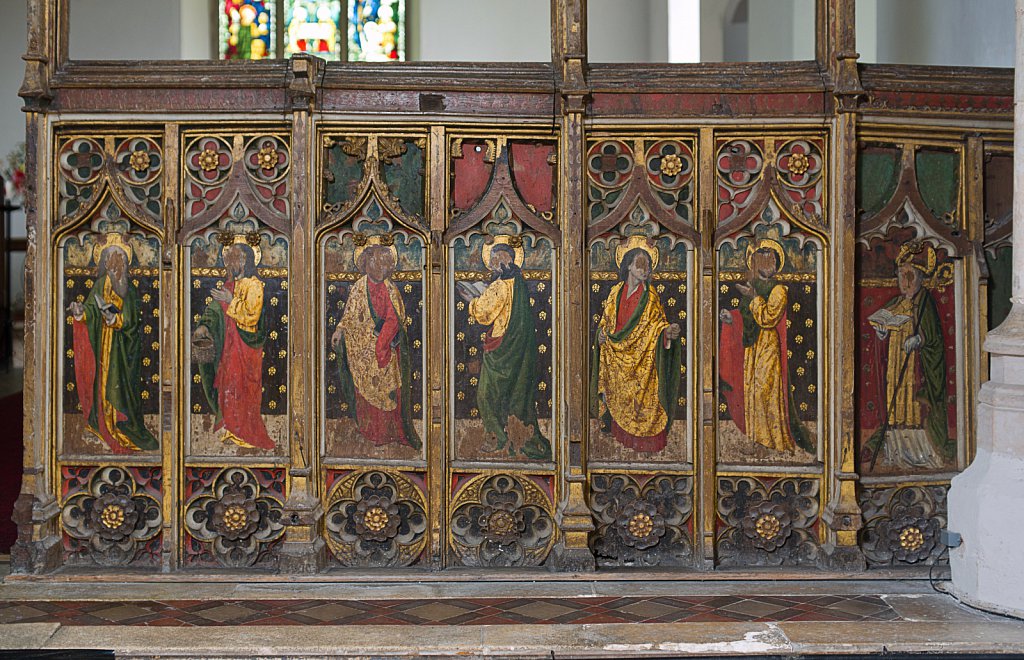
[
  {"left": 100, "top": 504, "right": 125, "bottom": 530},
  {"left": 129, "top": 149, "right": 151, "bottom": 172},
  {"left": 660, "top": 153, "right": 684, "bottom": 177},
  {"left": 755, "top": 513, "right": 782, "bottom": 540},
  {"left": 198, "top": 148, "right": 220, "bottom": 172},
  {"left": 627, "top": 512, "right": 655, "bottom": 539},
  {"left": 257, "top": 146, "right": 279, "bottom": 170},
  {"left": 788, "top": 152, "right": 810, "bottom": 175},
  {"left": 363, "top": 506, "right": 390, "bottom": 533},
  {"left": 487, "top": 510, "right": 517, "bottom": 536},
  {"left": 222, "top": 505, "right": 249, "bottom": 532},
  {"left": 899, "top": 526, "right": 925, "bottom": 552}
]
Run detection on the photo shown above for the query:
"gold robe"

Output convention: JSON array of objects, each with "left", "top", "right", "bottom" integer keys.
[
  {"left": 743, "top": 283, "right": 794, "bottom": 452},
  {"left": 338, "top": 276, "right": 405, "bottom": 411},
  {"left": 596, "top": 282, "right": 670, "bottom": 438}
]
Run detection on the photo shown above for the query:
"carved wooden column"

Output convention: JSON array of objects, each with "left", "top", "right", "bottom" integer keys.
[
  {"left": 948, "top": 0, "right": 1024, "bottom": 617},
  {"left": 277, "top": 54, "right": 328, "bottom": 573},
  {"left": 549, "top": 0, "right": 595, "bottom": 571},
  {"left": 11, "top": 0, "right": 60, "bottom": 574},
  {"left": 820, "top": 0, "right": 867, "bottom": 571}
]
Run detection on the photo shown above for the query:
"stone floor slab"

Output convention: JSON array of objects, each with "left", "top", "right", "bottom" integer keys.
[{"left": 0, "top": 623, "right": 60, "bottom": 649}]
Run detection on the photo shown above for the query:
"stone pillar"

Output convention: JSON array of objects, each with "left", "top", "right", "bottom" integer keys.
[{"left": 947, "top": 0, "right": 1024, "bottom": 618}]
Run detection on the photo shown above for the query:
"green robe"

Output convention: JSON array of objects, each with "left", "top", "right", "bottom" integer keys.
[
  {"left": 589, "top": 284, "right": 682, "bottom": 437},
  {"left": 83, "top": 277, "right": 158, "bottom": 450},
  {"left": 910, "top": 288, "right": 952, "bottom": 457},
  {"left": 477, "top": 271, "right": 551, "bottom": 460}
]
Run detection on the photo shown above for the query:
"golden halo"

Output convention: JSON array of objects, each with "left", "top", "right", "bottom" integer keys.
[
  {"left": 220, "top": 233, "right": 263, "bottom": 267},
  {"left": 92, "top": 233, "right": 133, "bottom": 267},
  {"left": 896, "top": 241, "right": 936, "bottom": 277},
  {"left": 352, "top": 233, "right": 399, "bottom": 269},
  {"left": 614, "top": 235, "right": 659, "bottom": 271},
  {"left": 481, "top": 234, "right": 525, "bottom": 268},
  {"left": 745, "top": 238, "right": 786, "bottom": 272}
]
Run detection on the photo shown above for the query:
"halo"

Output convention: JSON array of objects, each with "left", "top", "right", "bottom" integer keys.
[
  {"left": 745, "top": 238, "right": 786, "bottom": 272},
  {"left": 352, "top": 233, "right": 399, "bottom": 268},
  {"left": 481, "top": 234, "right": 525, "bottom": 268},
  {"left": 896, "top": 241, "right": 936, "bottom": 277},
  {"left": 614, "top": 235, "right": 659, "bottom": 271},
  {"left": 92, "top": 233, "right": 133, "bottom": 266},
  {"left": 220, "top": 232, "right": 263, "bottom": 267}
]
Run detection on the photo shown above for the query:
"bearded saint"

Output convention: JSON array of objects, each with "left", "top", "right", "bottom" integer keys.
[
  {"left": 332, "top": 238, "right": 420, "bottom": 449},
  {"left": 460, "top": 237, "right": 551, "bottom": 460},
  {"left": 590, "top": 237, "right": 682, "bottom": 453},
  {"left": 193, "top": 239, "right": 276, "bottom": 450},
  {"left": 70, "top": 234, "right": 158, "bottom": 453},
  {"left": 719, "top": 239, "right": 813, "bottom": 454}
]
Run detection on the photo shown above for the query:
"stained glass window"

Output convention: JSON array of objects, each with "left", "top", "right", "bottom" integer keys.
[
  {"left": 220, "top": 1, "right": 274, "bottom": 60},
  {"left": 348, "top": 0, "right": 405, "bottom": 61},
  {"left": 217, "top": 0, "right": 405, "bottom": 61},
  {"left": 285, "top": 1, "right": 343, "bottom": 60}
]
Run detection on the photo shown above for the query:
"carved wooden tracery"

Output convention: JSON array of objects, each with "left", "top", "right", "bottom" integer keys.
[{"left": 11, "top": 0, "right": 1013, "bottom": 575}]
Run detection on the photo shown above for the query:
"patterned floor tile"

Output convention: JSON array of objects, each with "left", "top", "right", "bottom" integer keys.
[{"left": 0, "top": 594, "right": 904, "bottom": 627}]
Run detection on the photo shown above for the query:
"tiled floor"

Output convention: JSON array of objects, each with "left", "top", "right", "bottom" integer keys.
[{"left": 0, "top": 594, "right": 900, "bottom": 627}]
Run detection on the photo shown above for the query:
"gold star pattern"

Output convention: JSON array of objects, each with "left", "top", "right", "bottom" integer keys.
[
  {"left": 668, "top": 298, "right": 677, "bottom": 306},
  {"left": 591, "top": 283, "right": 600, "bottom": 293},
  {"left": 731, "top": 298, "right": 739, "bottom": 308},
  {"left": 719, "top": 402, "right": 727, "bottom": 413},
  {"left": 144, "top": 325, "right": 152, "bottom": 335},
  {"left": 152, "top": 308, "right": 159, "bottom": 317},
  {"left": 268, "top": 401, "right": 277, "bottom": 410},
  {"left": 193, "top": 374, "right": 202, "bottom": 384},
  {"left": 141, "top": 391, "right": 149, "bottom": 400},
  {"left": 268, "top": 366, "right": 277, "bottom": 376},
  {"left": 720, "top": 284, "right": 728, "bottom": 294},
  {"left": 66, "top": 382, "right": 75, "bottom": 391},
  {"left": 66, "top": 315, "right": 73, "bottom": 325},
  {"left": 538, "top": 344, "right": 547, "bottom": 354},
  {"left": 278, "top": 385, "right": 286, "bottom": 393},
  {"left": 806, "top": 350, "right": 815, "bottom": 360},
  {"left": 796, "top": 366, "right": 805, "bottom": 376},
  {"left": 85, "top": 279, "right": 94, "bottom": 288},
  {"left": 143, "top": 358, "right": 151, "bottom": 367},
  {"left": 457, "top": 363, "right": 465, "bottom": 372},
  {"left": 457, "top": 391, "right": 465, "bottom": 400},
  {"left": 456, "top": 332, "right": 465, "bottom": 341},
  {"left": 529, "top": 297, "right": 536, "bottom": 307},
  {"left": 795, "top": 335, "right": 804, "bottom": 344},
  {"left": 142, "top": 293, "right": 151, "bottom": 303},
  {"left": 339, "top": 401, "right": 347, "bottom": 410},
  {"left": 457, "top": 301, "right": 465, "bottom": 311},
  {"left": 468, "top": 347, "right": 478, "bottom": 356},
  {"left": 538, "top": 381, "right": 547, "bottom": 391},
  {"left": 799, "top": 402, "right": 808, "bottom": 412},
  {"left": 657, "top": 284, "right": 665, "bottom": 293},
  {"left": 404, "top": 284, "right": 412, "bottom": 293},
  {"left": 328, "top": 384, "right": 336, "bottom": 394},
  {"left": 193, "top": 403, "right": 202, "bottom": 413},
  {"left": 413, "top": 340, "right": 421, "bottom": 349},
  {"left": 413, "top": 403, "right": 422, "bottom": 413},
  {"left": 193, "top": 279, "right": 201, "bottom": 288},
  {"left": 270, "top": 331, "right": 279, "bottom": 340},
  {"left": 804, "top": 285, "right": 812, "bottom": 294},
  {"left": 281, "top": 315, "right": 288, "bottom": 324},
  {"left": 66, "top": 349, "right": 74, "bottom": 358},
  {"left": 538, "top": 311, "right": 547, "bottom": 320},
  {"left": 279, "top": 349, "right": 287, "bottom": 358},
  {"left": 678, "top": 397, "right": 686, "bottom": 406},
  {"left": 412, "top": 371, "right": 420, "bottom": 380},
  {"left": 808, "top": 384, "right": 816, "bottom": 394},
  {"left": 678, "top": 284, "right": 687, "bottom": 294},
  {"left": 792, "top": 302, "right": 801, "bottom": 312},
  {"left": 66, "top": 279, "right": 74, "bottom": 288},
  {"left": 805, "top": 318, "right": 814, "bottom": 328},
  {"left": 470, "top": 408, "right": 479, "bottom": 418},
  {"left": 469, "top": 377, "right": 478, "bottom": 386},
  {"left": 151, "top": 342, "right": 159, "bottom": 351},
  {"left": 150, "top": 374, "right": 159, "bottom": 383},
  {"left": 270, "top": 297, "right": 279, "bottom": 307},
  {"left": 193, "top": 314, "right": 201, "bottom": 323}
]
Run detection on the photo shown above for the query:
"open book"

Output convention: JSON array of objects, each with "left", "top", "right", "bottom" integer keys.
[
  {"left": 868, "top": 307, "right": 911, "bottom": 330},
  {"left": 92, "top": 293, "right": 120, "bottom": 316},
  {"left": 456, "top": 280, "right": 487, "bottom": 300}
]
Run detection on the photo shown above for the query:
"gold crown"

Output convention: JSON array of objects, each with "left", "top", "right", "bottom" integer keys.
[
  {"left": 745, "top": 238, "right": 786, "bottom": 272},
  {"left": 896, "top": 240, "right": 936, "bottom": 277},
  {"left": 353, "top": 232, "right": 398, "bottom": 266}
]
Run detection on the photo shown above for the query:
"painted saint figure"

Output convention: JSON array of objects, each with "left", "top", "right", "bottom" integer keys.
[
  {"left": 331, "top": 234, "right": 421, "bottom": 449},
  {"left": 719, "top": 239, "right": 813, "bottom": 453},
  {"left": 192, "top": 236, "right": 276, "bottom": 450},
  {"left": 458, "top": 235, "right": 551, "bottom": 460},
  {"left": 865, "top": 241, "right": 952, "bottom": 468},
  {"left": 69, "top": 233, "right": 158, "bottom": 453},
  {"left": 591, "top": 236, "right": 682, "bottom": 453}
]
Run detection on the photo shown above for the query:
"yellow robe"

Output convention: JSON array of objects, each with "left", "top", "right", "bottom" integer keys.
[
  {"left": 743, "top": 283, "right": 794, "bottom": 452},
  {"left": 882, "top": 297, "right": 920, "bottom": 428},
  {"left": 596, "top": 282, "right": 670, "bottom": 438},
  {"left": 468, "top": 278, "right": 513, "bottom": 339}
]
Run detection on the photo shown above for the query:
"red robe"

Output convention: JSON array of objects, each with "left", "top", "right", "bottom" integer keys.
[
  {"left": 213, "top": 280, "right": 275, "bottom": 450},
  {"left": 353, "top": 279, "right": 408, "bottom": 446}
]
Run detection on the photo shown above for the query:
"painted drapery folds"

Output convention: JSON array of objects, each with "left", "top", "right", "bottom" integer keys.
[
  {"left": 36, "top": 113, "right": 997, "bottom": 576},
  {"left": 855, "top": 144, "right": 964, "bottom": 479},
  {"left": 321, "top": 133, "right": 427, "bottom": 464}
]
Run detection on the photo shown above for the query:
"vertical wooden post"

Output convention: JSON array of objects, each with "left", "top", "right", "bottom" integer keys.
[
  {"left": 427, "top": 124, "right": 447, "bottom": 566},
  {"left": 11, "top": 0, "right": 60, "bottom": 575},
  {"left": 277, "top": 54, "right": 327, "bottom": 573},
  {"left": 549, "top": 0, "right": 595, "bottom": 572},
  {"left": 820, "top": 0, "right": 866, "bottom": 570},
  {"left": 161, "top": 123, "right": 180, "bottom": 572},
  {"left": 697, "top": 129, "right": 717, "bottom": 569}
]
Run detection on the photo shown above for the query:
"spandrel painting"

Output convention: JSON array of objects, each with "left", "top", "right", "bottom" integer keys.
[
  {"left": 716, "top": 205, "right": 821, "bottom": 466},
  {"left": 856, "top": 227, "right": 960, "bottom": 476},
  {"left": 60, "top": 206, "right": 161, "bottom": 457},
  {"left": 322, "top": 206, "right": 426, "bottom": 463},
  {"left": 451, "top": 223, "right": 554, "bottom": 463},
  {"left": 588, "top": 232, "right": 690, "bottom": 464},
  {"left": 187, "top": 218, "right": 289, "bottom": 458}
]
